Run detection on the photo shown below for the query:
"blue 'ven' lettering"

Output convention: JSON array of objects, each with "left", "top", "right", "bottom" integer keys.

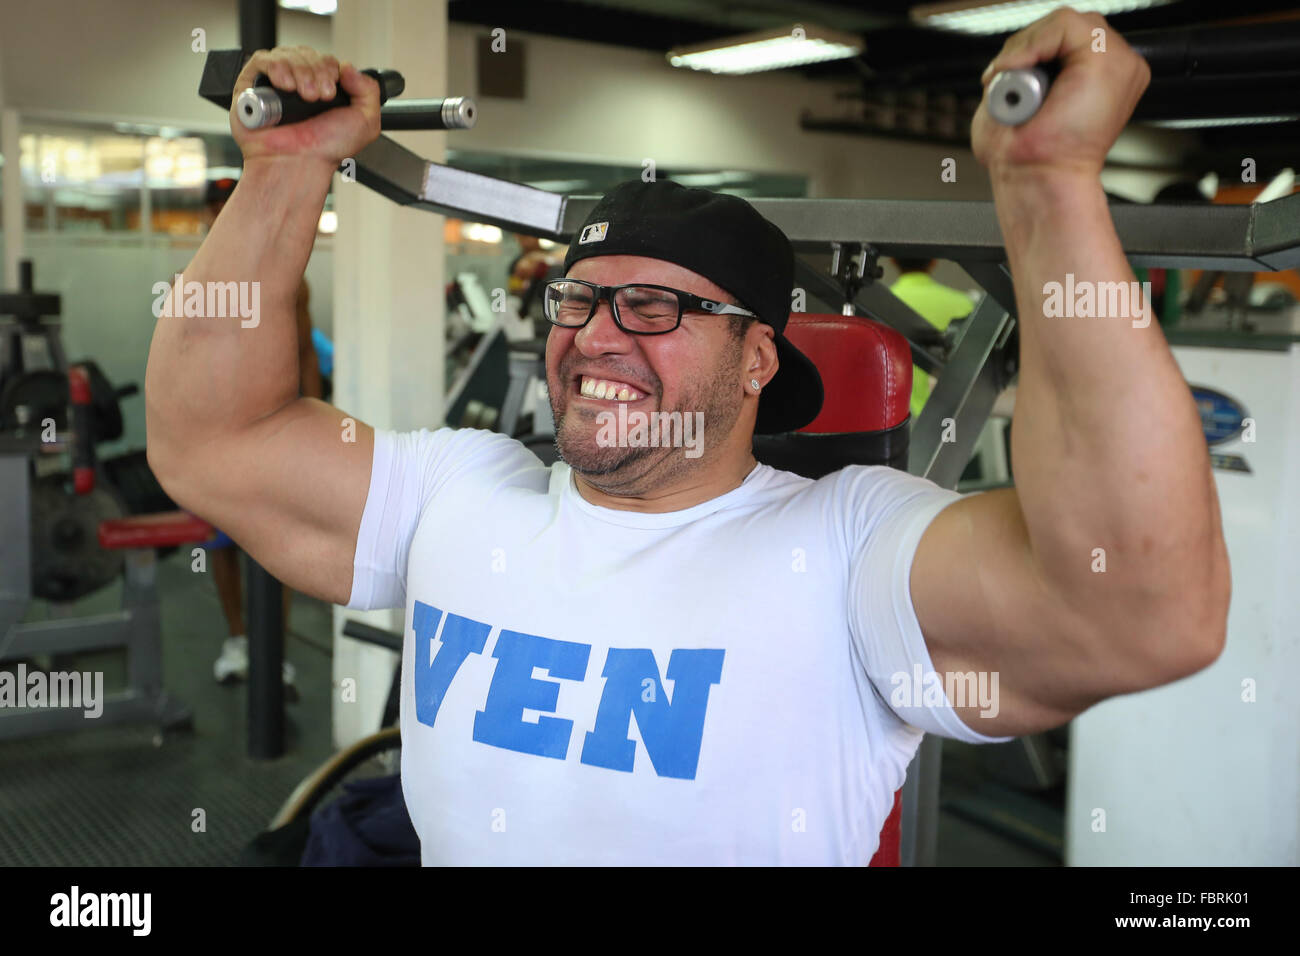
[
  {"left": 412, "top": 602, "right": 490, "bottom": 728},
  {"left": 581, "top": 648, "right": 725, "bottom": 779},
  {"left": 473, "top": 631, "right": 591, "bottom": 759}
]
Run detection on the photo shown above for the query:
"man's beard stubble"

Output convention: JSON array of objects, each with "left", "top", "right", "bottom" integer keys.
[{"left": 550, "top": 346, "right": 746, "bottom": 491}]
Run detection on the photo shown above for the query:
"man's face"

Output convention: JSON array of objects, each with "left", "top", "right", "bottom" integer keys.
[{"left": 545, "top": 255, "right": 753, "bottom": 485}]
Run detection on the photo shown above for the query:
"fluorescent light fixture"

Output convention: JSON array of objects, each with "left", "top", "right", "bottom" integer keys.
[
  {"left": 668, "top": 24, "right": 863, "bottom": 74},
  {"left": 318, "top": 210, "right": 338, "bottom": 234},
  {"left": 669, "top": 171, "right": 753, "bottom": 187},
  {"left": 279, "top": 0, "right": 336, "bottom": 15},
  {"left": 1146, "top": 115, "right": 1300, "bottom": 129},
  {"left": 911, "top": 0, "right": 1175, "bottom": 35},
  {"left": 524, "top": 179, "right": 590, "bottom": 192}
]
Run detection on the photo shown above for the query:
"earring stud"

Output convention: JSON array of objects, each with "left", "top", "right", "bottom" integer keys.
[{"left": 751, "top": 379, "right": 761, "bottom": 391}]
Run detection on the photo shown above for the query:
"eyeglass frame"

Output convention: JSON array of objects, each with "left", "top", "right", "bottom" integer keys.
[{"left": 540, "top": 278, "right": 757, "bottom": 336}]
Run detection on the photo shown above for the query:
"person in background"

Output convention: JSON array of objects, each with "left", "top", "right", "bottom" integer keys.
[
  {"left": 890, "top": 257, "right": 976, "bottom": 421},
  {"left": 508, "top": 233, "right": 564, "bottom": 318},
  {"left": 312, "top": 324, "right": 334, "bottom": 403},
  {"left": 200, "top": 177, "right": 323, "bottom": 687}
]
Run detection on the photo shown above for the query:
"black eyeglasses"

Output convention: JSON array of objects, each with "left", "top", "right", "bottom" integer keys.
[{"left": 541, "top": 278, "right": 756, "bottom": 336}]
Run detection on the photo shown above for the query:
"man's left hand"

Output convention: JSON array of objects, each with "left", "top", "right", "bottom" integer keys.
[{"left": 971, "top": 7, "right": 1151, "bottom": 180}]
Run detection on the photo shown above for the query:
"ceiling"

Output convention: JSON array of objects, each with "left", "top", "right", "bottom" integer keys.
[{"left": 449, "top": 0, "right": 1300, "bottom": 179}]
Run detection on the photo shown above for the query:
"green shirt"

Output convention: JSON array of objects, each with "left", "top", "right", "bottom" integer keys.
[{"left": 889, "top": 271, "right": 975, "bottom": 420}]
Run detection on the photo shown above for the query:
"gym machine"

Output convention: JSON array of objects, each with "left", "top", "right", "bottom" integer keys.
[
  {"left": 200, "top": 13, "right": 1300, "bottom": 862},
  {"left": 0, "top": 263, "right": 205, "bottom": 740}
]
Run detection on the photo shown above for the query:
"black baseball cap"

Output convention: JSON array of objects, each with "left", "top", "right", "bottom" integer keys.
[{"left": 562, "top": 179, "right": 823, "bottom": 434}]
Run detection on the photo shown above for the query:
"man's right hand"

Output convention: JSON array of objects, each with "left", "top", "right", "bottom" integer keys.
[
  {"left": 145, "top": 45, "right": 379, "bottom": 607},
  {"left": 231, "top": 46, "right": 383, "bottom": 165}
]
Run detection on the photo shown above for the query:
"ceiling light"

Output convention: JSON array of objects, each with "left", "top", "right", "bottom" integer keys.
[
  {"left": 1146, "top": 115, "right": 1300, "bottom": 129},
  {"left": 279, "top": 0, "right": 336, "bottom": 15},
  {"left": 911, "top": 0, "right": 1176, "bottom": 36},
  {"left": 668, "top": 24, "right": 863, "bottom": 74}
]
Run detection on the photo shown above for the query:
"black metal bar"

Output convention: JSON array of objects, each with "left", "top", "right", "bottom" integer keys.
[
  {"left": 239, "top": 0, "right": 285, "bottom": 761},
  {"left": 239, "top": 0, "right": 276, "bottom": 53},
  {"left": 900, "top": 735, "right": 943, "bottom": 866},
  {"left": 1252, "top": 192, "right": 1300, "bottom": 271},
  {"left": 341, "top": 619, "right": 404, "bottom": 653},
  {"left": 246, "top": 555, "right": 284, "bottom": 759},
  {"left": 958, "top": 261, "right": 1018, "bottom": 318},
  {"left": 908, "top": 294, "right": 1014, "bottom": 488},
  {"left": 569, "top": 193, "right": 1289, "bottom": 269}
]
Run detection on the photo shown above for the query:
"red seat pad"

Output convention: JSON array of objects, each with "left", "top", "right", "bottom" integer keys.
[
  {"left": 784, "top": 314, "right": 912, "bottom": 434},
  {"left": 98, "top": 511, "right": 216, "bottom": 550},
  {"left": 869, "top": 789, "right": 904, "bottom": 866}
]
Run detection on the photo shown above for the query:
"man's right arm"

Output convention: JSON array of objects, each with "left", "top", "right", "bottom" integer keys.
[{"left": 145, "top": 49, "right": 381, "bottom": 605}]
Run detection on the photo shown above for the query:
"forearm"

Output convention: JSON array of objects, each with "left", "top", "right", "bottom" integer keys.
[
  {"left": 145, "top": 157, "right": 335, "bottom": 463},
  {"left": 999, "top": 170, "right": 1227, "bottom": 634}
]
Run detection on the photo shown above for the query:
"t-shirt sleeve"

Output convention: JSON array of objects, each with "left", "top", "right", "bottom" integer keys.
[
  {"left": 346, "top": 426, "right": 527, "bottom": 611},
  {"left": 842, "top": 467, "right": 1014, "bottom": 744}
]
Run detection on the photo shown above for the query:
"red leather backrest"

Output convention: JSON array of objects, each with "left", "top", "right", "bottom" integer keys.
[{"left": 784, "top": 314, "right": 913, "bottom": 434}]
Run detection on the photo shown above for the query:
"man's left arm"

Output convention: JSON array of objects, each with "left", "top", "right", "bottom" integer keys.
[{"left": 909, "top": 8, "right": 1231, "bottom": 738}]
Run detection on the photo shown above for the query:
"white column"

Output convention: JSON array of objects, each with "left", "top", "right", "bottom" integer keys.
[
  {"left": 2, "top": 107, "right": 25, "bottom": 289},
  {"left": 331, "top": 0, "right": 447, "bottom": 748}
]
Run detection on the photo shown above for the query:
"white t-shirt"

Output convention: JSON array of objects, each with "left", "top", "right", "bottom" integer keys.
[{"left": 348, "top": 427, "right": 1011, "bottom": 865}]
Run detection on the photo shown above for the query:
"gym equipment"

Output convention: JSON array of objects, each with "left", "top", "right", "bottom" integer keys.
[
  {"left": 0, "top": 261, "right": 68, "bottom": 395},
  {"left": 199, "top": 49, "right": 476, "bottom": 133},
  {"left": 201, "top": 15, "right": 1300, "bottom": 861},
  {"left": 0, "top": 267, "right": 206, "bottom": 741},
  {"left": 30, "top": 474, "right": 125, "bottom": 602},
  {"left": 0, "top": 429, "right": 208, "bottom": 739},
  {"left": 0, "top": 361, "right": 134, "bottom": 443},
  {"left": 102, "top": 449, "right": 177, "bottom": 517},
  {"left": 987, "top": 67, "right": 1052, "bottom": 126},
  {"left": 0, "top": 369, "right": 67, "bottom": 433},
  {"left": 237, "top": 65, "right": 405, "bottom": 129}
]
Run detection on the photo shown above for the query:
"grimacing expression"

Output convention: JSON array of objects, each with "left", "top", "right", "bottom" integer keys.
[{"left": 545, "top": 255, "right": 751, "bottom": 480}]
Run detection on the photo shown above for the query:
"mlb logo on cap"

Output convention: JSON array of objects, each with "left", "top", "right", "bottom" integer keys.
[{"left": 579, "top": 222, "right": 608, "bottom": 244}]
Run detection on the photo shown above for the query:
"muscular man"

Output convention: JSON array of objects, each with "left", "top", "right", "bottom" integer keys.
[{"left": 146, "top": 11, "right": 1229, "bottom": 865}]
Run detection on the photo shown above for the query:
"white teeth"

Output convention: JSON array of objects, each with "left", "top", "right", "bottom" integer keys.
[{"left": 579, "top": 376, "right": 641, "bottom": 402}]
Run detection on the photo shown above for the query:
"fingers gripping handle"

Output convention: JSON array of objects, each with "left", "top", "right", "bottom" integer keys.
[{"left": 236, "top": 68, "right": 405, "bottom": 129}]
